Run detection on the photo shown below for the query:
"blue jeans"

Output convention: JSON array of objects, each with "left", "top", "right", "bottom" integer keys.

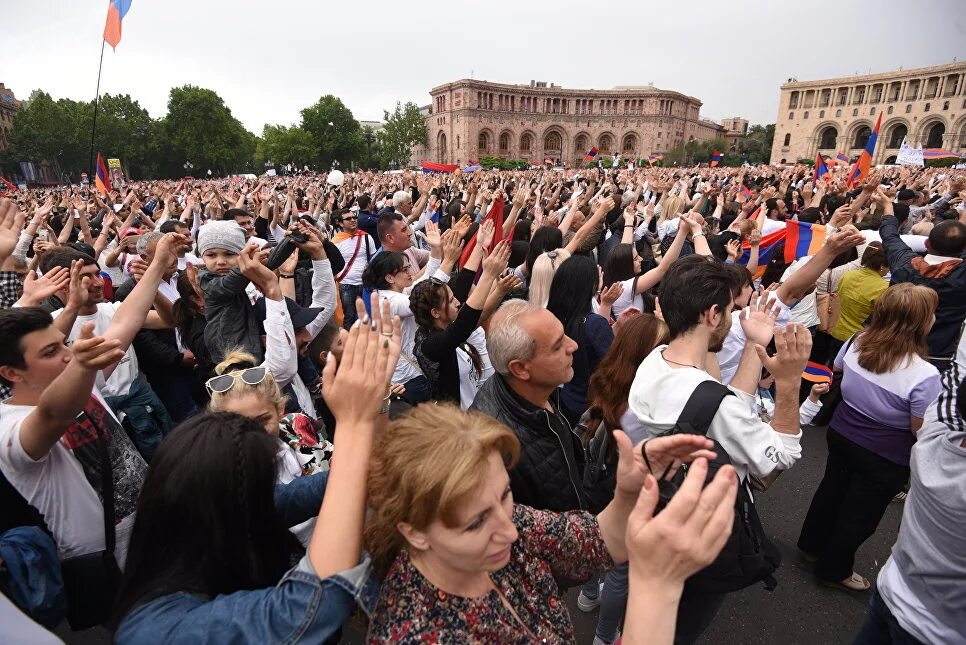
[
  {"left": 402, "top": 375, "right": 432, "bottom": 405},
  {"left": 854, "top": 586, "right": 924, "bottom": 645},
  {"left": 595, "top": 563, "right": 629, "bottom": 642},
  {"left": 104, "top": 376, "right": 174, "bottom": 463},
  {"left": 339, "top": 283, "right": 363, "bottom": 330}
]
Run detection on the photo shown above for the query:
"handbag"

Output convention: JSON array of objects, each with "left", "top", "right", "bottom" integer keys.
[
  {"left": 59, "top": 413, "right": 122, "bottom": 631},
  {"left": 816, "top": 272, "right": 841, "bottom": 332}
]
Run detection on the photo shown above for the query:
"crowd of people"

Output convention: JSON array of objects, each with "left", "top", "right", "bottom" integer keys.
[{"left": 0, "top": 160, "right": 964, "bottom": 644}]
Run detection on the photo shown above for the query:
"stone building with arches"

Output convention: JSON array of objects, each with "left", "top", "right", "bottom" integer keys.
[
  {"left": 770, "top": 61, "right": 966, "bottom": 165},
  {"left": 413, "top": 79, "right": 726, "bottom": 167}
]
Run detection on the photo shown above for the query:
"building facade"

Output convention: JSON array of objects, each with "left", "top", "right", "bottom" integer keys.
[
  {"left": 0, "top": 83, "right": 20, "bottom": 151},
  {"left": 770, "top": 61, "right": 966, "bottom": 164},
  {"left": 417, "top": 79, "right": 726, "bottom": 166},
  {"left": 721, "top": 117, "right": 749, "bottom": 151}
]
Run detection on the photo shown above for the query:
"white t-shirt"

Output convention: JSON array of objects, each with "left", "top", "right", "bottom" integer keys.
[
  {"left": 377, "top": 289, "right": 422, "bottom": 385},
  {"left": 457, "top": 327, "right": 494, "bottom": 409},
  {"left": 779, "top": 257, "right": 820, "bottom": 329},
  {"left": 333, "top": 232, "right": 376, "bottom": 286},
  {"left": 276, "top": 439, "right": 317, "bottom": 547},
  {"left": 0, "top": 393, "right": 144, "bottom": 564},
  {"left": 611, "top": 277, "right": 646, "bottom": 318},
  {"left": 52, "top": 302, "right": 139, "bottom": 397},
  {"left": 628, "top": 345, "right": 803, "bottom": 483}
]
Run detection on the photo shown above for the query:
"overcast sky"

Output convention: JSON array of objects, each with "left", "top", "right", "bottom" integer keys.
[{"left": 4, "top": 0, "right": 964, "bottom": 135}]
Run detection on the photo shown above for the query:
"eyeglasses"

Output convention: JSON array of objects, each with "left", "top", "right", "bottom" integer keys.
[
  {"left": 342, "top": 216, "right": 358, "bottom": 221},
  {"left": 205, "top": 366, "right": 267, "bottom": 394}
]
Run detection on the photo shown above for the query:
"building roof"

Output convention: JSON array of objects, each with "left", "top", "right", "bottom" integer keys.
[{"left": 780, "top": 61, "right": 966, "bottom": 90}]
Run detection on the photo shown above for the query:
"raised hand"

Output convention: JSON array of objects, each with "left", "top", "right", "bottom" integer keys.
[
  {"left": 481, "top": 240, "right": 511, "bottom": 278},
  {"left": 237, "top": 244, "right": 278, "bottom": 296},
  {"left": 441, "top": 228, "right": 464, "bottom": 266},
  {"left": 424, "top": 219, "right": 442, "bottom": 249},
  {"left": 0, "top": 198, "right": 25, "bottom": 260},
  {"left": 599, "top": 281, "right": 624, "bottom": 307},
  {"left": 21, "top": 266, "right": 69, "bottom": 306},
  {"left": 739, "top": 290, "right": 782, "bottom": 347},
  {"left": 71, "top": 323, "right": 125, "bottom": 372},
  {"left": 322, "top": 293, "right": 402, "bottom": 425},
  {"left": 754, "top": 322, "right": 812, "bottom": 382},
  {"left": 725, "top": 239, "right": 741, "bottom": 261},
  {"left": 494, "top": 273, "right": 522, "bottom": 296},
  {"left": 477, "top": 218, "right": 495, "bottom": 249},
  {"left": 823, "top": 227, "right": 865, "bottom": 255}
]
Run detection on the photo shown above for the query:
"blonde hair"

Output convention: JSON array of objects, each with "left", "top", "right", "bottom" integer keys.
[
  {"left": 527, "top": 249, "right": 570, "bottom": 309},
  {"left": 208, "top": 350, "right": 285, "bottom": 415},
  {"left": 365, "top": 404, "right": 520, "bottom": 574},
  {"left": 658, "top": 195, "right": 685, "bottom": 224}
]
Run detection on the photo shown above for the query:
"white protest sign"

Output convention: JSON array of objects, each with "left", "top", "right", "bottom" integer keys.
[{"left": 896, "top": 139, "right": 924, "bottom": 167}]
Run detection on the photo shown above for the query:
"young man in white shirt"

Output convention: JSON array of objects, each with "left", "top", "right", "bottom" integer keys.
[
  {"left": 0, "top": 232, "right": 187, "bottom": 565},
  {"left": 627, "top": 254, "right": 812, "bottom": 644},
  {"left": 331, "top": 209, "right": 375, "bottom": 330}
]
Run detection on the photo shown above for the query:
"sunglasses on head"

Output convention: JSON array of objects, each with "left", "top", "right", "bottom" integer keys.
[{"left": 205, "top": 366, "right": 267, "bottom": 394}]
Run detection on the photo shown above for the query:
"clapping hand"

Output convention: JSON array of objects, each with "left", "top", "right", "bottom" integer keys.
[{"left": 739, "top": 289, "right": 782, "bottom": 347}]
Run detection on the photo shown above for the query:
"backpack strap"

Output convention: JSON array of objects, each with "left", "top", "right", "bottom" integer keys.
[{"left": 674, "top": 380, "right": 734, "bottom": 438}]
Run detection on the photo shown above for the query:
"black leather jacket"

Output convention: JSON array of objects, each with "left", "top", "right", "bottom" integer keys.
[{"left": 471, "top": 374, "right": 611, "bottom": 513}]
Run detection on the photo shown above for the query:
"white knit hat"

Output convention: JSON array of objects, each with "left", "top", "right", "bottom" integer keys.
[{"left": 198, "top": 221, "right": 246, "bottom": 255}]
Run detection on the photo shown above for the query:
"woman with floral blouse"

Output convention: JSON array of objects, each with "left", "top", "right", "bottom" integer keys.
[{"left": 364, "top": 403, "right": 738, "bottom": 644}]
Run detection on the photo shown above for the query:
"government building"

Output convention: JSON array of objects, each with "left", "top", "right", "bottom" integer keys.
[
  {"left": 770, "top": 61, "right": 966, "bottom": 164},
  {"left": 414, "top": 79, "right": 727, "bottom": 167}
]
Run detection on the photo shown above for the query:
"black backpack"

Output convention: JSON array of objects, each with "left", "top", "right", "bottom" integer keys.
[{"left": 654, "top": 381, "right": 782, "bottom": 594}]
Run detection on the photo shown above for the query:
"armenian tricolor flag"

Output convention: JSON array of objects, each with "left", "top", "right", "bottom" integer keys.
[
  {"left": 802, "top": 361, "right": 833, "bottom": 384},
  {"left": 739, "top": 183, "right": 753, "bottom": 200},
  {"left": 846, "top": 113, "right": 882, "bottom": 188},
  {"left": 647, "top": 153, "right": 664, "bottom": 164},
  {"left": 813, "top": 153, "right": 829, "bottom": 184},
  {"left": 737, "top": 227, "right": 786, "bottom": 279},
  {"left": 922, "top": 148, "right": 961, "bottom": 160},
  {"left": 783, "top": 220, "right": 827, "bottom": 263},
  {"left": 95, "top": 152, "right": 113, "bottom": 196},
  {"left": 834, "top": 152, "right": 849, "bottom": 165},
  {"left": 710, "top": 150, "right": 722, "bottom": 167},
  {"left": 103, "top": 0, "right": 133, "bottom": 50},
  {"left": 584, "top": 147, "right": 599, "bottom": 162}
]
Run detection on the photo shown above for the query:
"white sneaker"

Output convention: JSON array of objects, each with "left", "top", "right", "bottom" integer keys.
[{"left": 576, "top": 582, "right": 604, "bottom": 612}]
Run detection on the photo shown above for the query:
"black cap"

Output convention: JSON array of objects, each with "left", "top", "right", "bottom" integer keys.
[
  {"left": 896, "top": 189, "right": 917, "bottom": 202},
  {"left": 253, "top": 296, "right": 323, "bottom": 331}
]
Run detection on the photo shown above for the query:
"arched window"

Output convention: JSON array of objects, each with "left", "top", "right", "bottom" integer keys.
[
  {"left": 924, "top": 103, "right": 931, "bottom": 113},
  {"left": 544, "top": 132, "right": 562, "bottom": 152},
  {"left": 887, "top": 106, "right": 894, "bottom": 115},
  {"left": 942, "top": 101, "right": 949, "bottom": 111},
  {"left": 926, "top": 122, "right": 945, "bottom": 148},
  {"left": 437, "top": 132, "right": 447, "bottom": 163},
  {"left": 853, "top": 126, "right": 871, "bottom": 149},
  {"left": 852, "top": 109, "right": 859, "bottom": 117},
  {"left": 819, "top": 110, "right": 825, "bottom": 118},
  {"left": 499, "top": 132, "right": 510, "bottom": 152},
  {"left": 520, "top": 133, "right": 532, "bottom": 153},
  {"left": 870, "top": 107, "right": 876, "bottom": 115},
  {"left": 905, "top": 104, "right": 912, "bottom": 113},
  {"left": 622, "top": 133, "right": 638, "bottom": 152},
  {"left": 803, "top": 111, "right": 809, "bottom": 119},
  {"left": 836, "top": 109, "right": 842, "bottom": 117},
  {"left": 574, "top": 134, "right": 589, "bottom": 154},
  {"left": 598, "top": 134, "right": 613, "bottom": 154},
  {"left": 783, "top": 133, "right": 791, "bottom": 146},
  {"left": 478, "top": 131, "right": 490, "bottom": 152},
  {"left": 789, "top": 112, "right": 794, "bottom": 120},
  {"left": 887, "top": 124, "right": 907, "bottom": 148},
  {"left": 818, "top": 127, "right": 837, "bottom": 149}
]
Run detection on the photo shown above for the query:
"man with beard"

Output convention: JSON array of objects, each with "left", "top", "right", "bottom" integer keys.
[{"left": 627, "top": 254, "right": 812, "bottom": 644}]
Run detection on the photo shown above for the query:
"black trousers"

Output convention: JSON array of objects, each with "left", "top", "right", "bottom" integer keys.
[
  {"left": 673, "top": 584, "right": 726, "bottom": 645},
  {"left": 798, "top": 428, "right": 909, "bottom": 582}
]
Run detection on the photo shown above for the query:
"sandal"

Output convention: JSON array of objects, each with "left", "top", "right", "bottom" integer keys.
[{"left": 828, "top": 572, "right": 870, "bottom": 592}]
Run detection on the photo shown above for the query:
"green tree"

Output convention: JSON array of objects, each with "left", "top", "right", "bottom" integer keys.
[
  {"left": 255, "top": 124, "right": 316, "bottom": 168},
  {"left": 5, "top": 91, "right": 91, "bottom": 180},
  {"left": 377, "top": 102, "right": 427, "bottom": 168},
  {"left": 161, "top": 85, "right": 255, "bottom": 177},
  {"left": 95, "top": 93, "right": 162, "bottom": 179},
  {"left": 300, "top": 95, "right": 362, "bottom": 169}
]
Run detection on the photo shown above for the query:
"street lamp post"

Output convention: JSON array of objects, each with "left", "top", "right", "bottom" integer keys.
[{"left": 183, "top": 161, "right": 194, "bottom": 175}]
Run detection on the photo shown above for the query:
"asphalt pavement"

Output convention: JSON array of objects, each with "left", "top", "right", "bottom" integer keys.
[{"left": 58, "top": 425, "right": 902, "bottom": 645}]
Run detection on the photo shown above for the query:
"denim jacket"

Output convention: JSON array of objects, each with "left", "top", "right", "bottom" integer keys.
[{"left": 115, "top": 473, "right": 378, "bottom": 644}]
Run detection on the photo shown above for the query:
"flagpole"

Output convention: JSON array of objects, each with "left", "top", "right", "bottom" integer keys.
[{"left": 88, "top": 38, "right": 106, "bottom": 184}]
